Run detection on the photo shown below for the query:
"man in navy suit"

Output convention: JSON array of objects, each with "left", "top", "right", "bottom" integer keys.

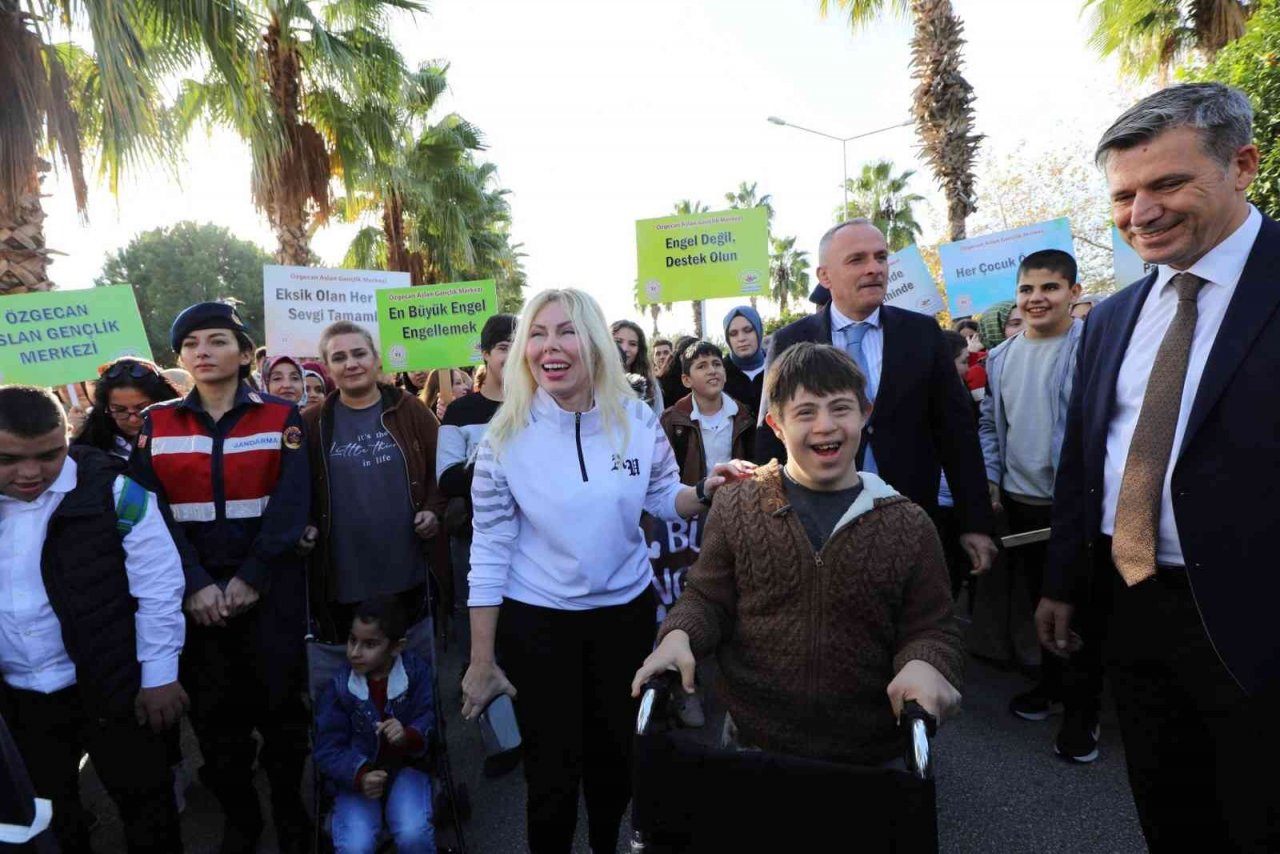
[
  {"left": 1038, "top": 83, "right": 1279, "bottom": 851},
  {"left": 755, "top": 219, "right": 997, "bottom": 573}
]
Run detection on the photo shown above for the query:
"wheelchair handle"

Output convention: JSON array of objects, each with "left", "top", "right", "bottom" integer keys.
[
  {"left": 636, "top": 677, "right": 672, "bottom": 735},
  {"left": 902, "top": 700, "right": 936, "bottom": 781}
]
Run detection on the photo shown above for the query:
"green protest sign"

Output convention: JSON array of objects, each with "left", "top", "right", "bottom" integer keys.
[
  {"left": 635, "top": 207, "right": 768, "bottom": 305},
  {"left": 0, "top": 286, "right": 153, "bottom": 386},
  {"left": 376, "top": 279, "right": 498, "bottom": 371}
]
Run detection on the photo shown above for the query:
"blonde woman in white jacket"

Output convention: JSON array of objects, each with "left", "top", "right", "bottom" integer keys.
[{"left": 461, "top": 288, "right": 750, "bottom": 853}]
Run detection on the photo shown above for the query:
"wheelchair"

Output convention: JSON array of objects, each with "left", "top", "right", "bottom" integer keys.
[
  {"left": 629, "top": 678, "right": 938, "bottom": 853},
  {"left": 305, "top": 613, "right": 470, "bottom": 853}
]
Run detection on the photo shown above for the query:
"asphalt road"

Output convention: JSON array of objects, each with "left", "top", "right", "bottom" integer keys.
[{"left": 79, "top": 634, "right": 1147, "bottom": 853}]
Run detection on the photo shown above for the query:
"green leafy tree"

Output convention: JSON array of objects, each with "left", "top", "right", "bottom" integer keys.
[
  {"left": 672, "top": 199, "right": 710, "bottom": 337},
  {"left": 821, "top": 0, "right": 982, "bottom": 241},
  {"left": 836, "top": 160, "right": 925, "bottom": 250},
  {"left": 1084, "top": 0, "right": 1252, "bottom": 81},
  {"left": 1, "top": 0, "right": 258, "bottom": 294},
  {"left": 769, "top": 235, "right": 811, "bottom": 316},
  {"left": 1191, "top": 0, "right": 1280, "bottom": 218},
  {"left": 95, "top": 222, "right": 272, "bottom": 359}
]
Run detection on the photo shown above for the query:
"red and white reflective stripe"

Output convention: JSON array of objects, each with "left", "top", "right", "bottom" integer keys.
[
  {"left": 226, "top": 497, "right": 270, "bottom": 519},
  {"left": 150, "top": 435, "right": 214, "bottom": 456},
  {"left": 224, "top": 432, "right": 283, "bottom": 455},
  {"left": 170, "top": 502, "right": 216, "bottom": 523},
  {"left": 170, "top": 497, "right": 270, "bottom": 522}
]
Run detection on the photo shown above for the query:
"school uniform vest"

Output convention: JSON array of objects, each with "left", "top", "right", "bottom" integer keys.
[
  {"left": 146, "top": 399, "right": 291, "bottom": 524},
  {"left": 39, "top": 446, "right": 139, "bottom": 720}
]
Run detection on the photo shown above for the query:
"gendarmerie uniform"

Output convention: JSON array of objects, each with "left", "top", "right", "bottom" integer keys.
[{"left": 129, "top": 302, "right": 312, "bottom": 852}]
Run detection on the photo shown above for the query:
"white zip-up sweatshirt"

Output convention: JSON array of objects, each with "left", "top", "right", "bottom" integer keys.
[{"left": 469, "top": 388, "right": 685, "bottom": 610}]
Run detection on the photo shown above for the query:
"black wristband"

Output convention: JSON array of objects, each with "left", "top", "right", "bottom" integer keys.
[{"left": 695, "top": 478, "right": 712, "bottom": 506}]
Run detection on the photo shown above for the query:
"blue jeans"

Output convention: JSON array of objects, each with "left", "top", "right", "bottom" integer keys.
[{"left": 331, "top": 767, "right": 435, "bottom": 854}]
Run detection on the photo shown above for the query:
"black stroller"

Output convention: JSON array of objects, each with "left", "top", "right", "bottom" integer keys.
[
  {"left": 305, "top": 601, "right": 470, "bottom": 853},
  {"left": 629, "top": 678, "right": 938, "bottom": 853}
]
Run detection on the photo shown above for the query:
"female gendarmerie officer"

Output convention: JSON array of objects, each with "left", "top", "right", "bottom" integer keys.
[{"left": 130, "top": 302, "right": 312, "bottom": 854}]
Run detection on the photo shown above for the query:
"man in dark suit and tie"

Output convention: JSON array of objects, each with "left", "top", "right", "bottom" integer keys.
[
  {"left": 1038, "top": 83, "right": 1280, "bottom": 851},
  {"left": 755, "top": 218, "right": 997, "bottom": 573}
]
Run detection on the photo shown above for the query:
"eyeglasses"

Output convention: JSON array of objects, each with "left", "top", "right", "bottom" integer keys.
[
  {"left": 106, "top": 405, "right": 148, "bottom": 421},
  {"left": 99, "top": 360, "right": 159, "bottom": 381}
]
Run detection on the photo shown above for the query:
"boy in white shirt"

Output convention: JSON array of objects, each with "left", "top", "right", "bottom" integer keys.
[
  {"left": 0, "top": 385, "right": 187, "bottom": 852},
  {"left": 660, "top": 342, "right": 755, "bottom": 486}
]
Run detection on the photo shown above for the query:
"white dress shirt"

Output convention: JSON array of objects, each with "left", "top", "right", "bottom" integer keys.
[
  {"left": 1102, "top": 205, "right": 1263, "bottom": 565},
  {"left": 0, "top": 456, "right": 186, "bottom": 693},
  {"left": 690, "top": 393, "right": 740, "bottom": 471}
]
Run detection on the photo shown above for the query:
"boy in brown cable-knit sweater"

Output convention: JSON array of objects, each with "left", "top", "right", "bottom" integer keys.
[{"left": 632, "top": 342, "right": 964, "bottom": 765}]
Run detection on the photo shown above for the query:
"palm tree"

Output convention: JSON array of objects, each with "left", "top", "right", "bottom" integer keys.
[
  {"left": 335, "top": 62, "right": 491, "bottom": 285},
  {"left": 724, "top": 180, "right": 774, "bottom": 308},
  {"left": 821, "top": 0, "right": 982, "bottom": 242},
  {"left": 770, "top": 236, "right": 811, "bottom": 316},
  {"left": 1, "top": 0, "right": 258, "bottom": 294},
  {"left": 672, "top": 199, "right": 710, "bottom": 337},
  {"left": 837, "top": 160, "right": 925, "bottom": 250},
  {"left": 175, "top": 0, "right": 422, "bottom": 266},
  {"left": 1084, "top": 0, "right": 1252, "bottom": 82}
]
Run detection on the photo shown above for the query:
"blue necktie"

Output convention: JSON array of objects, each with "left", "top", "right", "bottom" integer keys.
[{"left": 843, "top": 322, "right": 877, "bottom": 474}]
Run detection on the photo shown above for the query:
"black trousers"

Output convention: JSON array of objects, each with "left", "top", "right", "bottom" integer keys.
[
  {"left": 1104, "top": 564, "right": 1280, "bottom": 852},
  {"left": 1005, "top": 497, "right": 1103, "bottom": 715},
  {"left": 498, "top": 590, "right": 656, "bottom": 854},
  {"left": 5, "top": 685, "right": 180, "bottom": 853},
  {"left": 182, "top": 593, "right": 308, "bottom": 834}
]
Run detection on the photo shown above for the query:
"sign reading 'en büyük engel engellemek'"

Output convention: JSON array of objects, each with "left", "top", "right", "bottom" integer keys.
[
  {"left": 636, "top": 207, "right": 768, "bottom": 305},
  {"left": 939, "top": 218, "right": 1075, "bottom": 317},
  {"left": 376, "top": 279, "right": 498, "bottom": 371},
  {"left": 263, "top": 265, "right": 409, "bottom": 357},
  {"left": 0, "top": 286, "right": 152, "bottom": 386},
  {"left": 886, "top": 244, "right": 946, "bottom": 316}
]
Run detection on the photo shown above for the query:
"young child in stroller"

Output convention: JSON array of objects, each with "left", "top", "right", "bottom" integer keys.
[
  {"left": 315, "top": 597, "right": 437, "bottom": 853},
  {"left": 632, "top": 343, "right": 965, "bottom": 766}
]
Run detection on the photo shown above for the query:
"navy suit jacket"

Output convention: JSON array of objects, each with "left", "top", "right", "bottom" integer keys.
[
  {"left": 1046, "top": 213, "right": 1280, "bottom": 696},
  {"left": 754, "top": 303, "right": 993, "bottom": 534}
]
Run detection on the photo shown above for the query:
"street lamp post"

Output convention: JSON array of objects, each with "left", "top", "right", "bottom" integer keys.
[{"left": 767, "top": 116, "right": 912, "bottom": 215}]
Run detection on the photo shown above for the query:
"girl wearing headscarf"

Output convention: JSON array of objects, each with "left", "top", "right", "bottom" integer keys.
[
  {"left": 977, "top": 300, "right": 1017, "bottom": 352},
  {"left": 299, "top": 360, "right": 334, "bottom": 407},
  {"left": 263, "top": 355, "right": 308, "bottom": 406},
  {"left": 721, "top": 305, "right": 766, "bottom": 416}
]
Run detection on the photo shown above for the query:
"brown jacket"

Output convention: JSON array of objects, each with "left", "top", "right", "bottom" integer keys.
[
  {"left": 303, "top": 385, "right": 448, "bottom": 636},
  {"left": 659, "top": 393, "right": 755, "bottom": 486},
  {"left": 659, "top": 461, "right": 964, "bottom": 765}
]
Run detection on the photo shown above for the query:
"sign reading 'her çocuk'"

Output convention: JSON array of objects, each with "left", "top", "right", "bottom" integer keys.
[
  {"left": 376, "top": 279, "right": 498, "bottom": 371},
  {"left": 0, "top": 286, "right": 152, "bottom": 386},
  {"left": 939, "top": 217, "right": 1075, "bottom": 317},
  {"left": 636, "top": 207, "right": 768, "bottom": 305}
]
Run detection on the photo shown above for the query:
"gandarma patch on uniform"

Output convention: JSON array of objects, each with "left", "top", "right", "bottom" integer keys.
[{"left": 283, "top": 425, "right": 303, "bottom": 450}]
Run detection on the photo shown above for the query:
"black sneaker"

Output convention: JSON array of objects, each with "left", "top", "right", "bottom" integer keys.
[
  {"left": 1008, "top": 685, "right": 1064, "bottom": 721},
  {"left": 1055, "top": 710, "right": 1101, "bottom": 763}
]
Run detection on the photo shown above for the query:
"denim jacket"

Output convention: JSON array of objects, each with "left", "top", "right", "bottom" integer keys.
[
  {"left": 978, "top": 320, "right": 1083, "bottom": 487},
  {"left": 313, "top": 650, "right": 436, "bottom": 792}
]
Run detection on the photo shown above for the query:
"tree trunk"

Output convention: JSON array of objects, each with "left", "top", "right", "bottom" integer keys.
[
  {"left": 649, "top": 303, "right": 660, "bottom": 338},
  {"left": 778, "top": 289, "right": 788, "bottom": 317},
  {"left": 909, "top": 0, "right": 981, "bottom": 243},
  {"left": 274, "top": 216, "right": 311, "bottom": 267},
  {"left": 0, "top": 163, "right": 54, "bottom": 294},
  {"left": 692, "top": 300, "right": 704, "bottom": 338},
  {"left": 749, "top": 296, "right": 758, "bottom": 311}
]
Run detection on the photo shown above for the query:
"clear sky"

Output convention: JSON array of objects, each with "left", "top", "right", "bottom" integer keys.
[{"left": 44, "top": 0, "right": 1135, "bottom": 339}]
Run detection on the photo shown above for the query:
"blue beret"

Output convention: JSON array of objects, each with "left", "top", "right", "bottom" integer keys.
[{"left": 170, "top": 302, "right": 249, "bottom": 352}]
